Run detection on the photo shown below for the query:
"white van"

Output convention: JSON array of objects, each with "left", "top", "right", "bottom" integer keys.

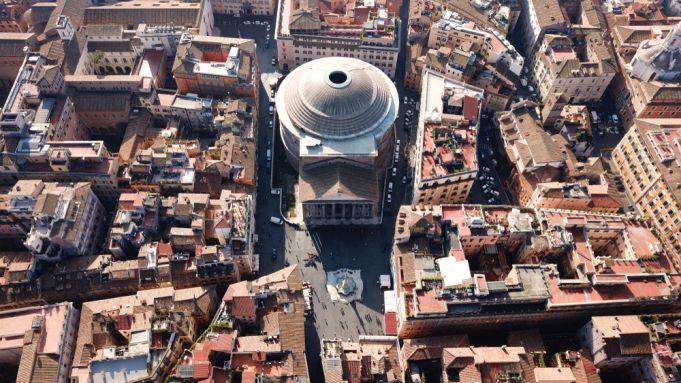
[{"left": 270, "top": 216, "right": 283, "bottom": 225}]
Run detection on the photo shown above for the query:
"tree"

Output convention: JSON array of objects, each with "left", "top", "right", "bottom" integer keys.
[{"left": 92, "top": 50, "right": 104, "bottom": 65}]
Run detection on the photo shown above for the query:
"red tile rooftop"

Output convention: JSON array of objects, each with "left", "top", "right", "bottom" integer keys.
[
  {"left": 627, "top": 224, "right": 662, "bottom": 257},
  {"left": 548, "top": 272, "right": 670, "bottom": 306},
  {"left": 609, "top": 260, "right": 642, "bottom": 274},
  {"left": 570, "top": 229, "right": 595, "bottom": 274},
  {"left": 416, "top": 289, "right": 447, "bottom": 314},
  {"left": 0, "top": 303, "right": 69, "bottom": 354},
  {"left": 421, "top": 124, "right": 477, "bottom": 181},
  {"left": 384, "top": 312, "right": 398, "bottom": 336},
  {"left": 463, "top": 95, "right": 479, "bottom": 121}
]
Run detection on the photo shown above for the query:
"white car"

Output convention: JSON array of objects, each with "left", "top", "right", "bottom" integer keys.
[
  {"left": 387, "top": 194, "right": 392, "bottom": 203},
  {"left": 269, "top": 121, "right": 273, "bottom": 128},
  {"left": 270, "top": 216, "right": 283, "bottom": 225},
  {"left": 403, "top": 97, "right": 408, "bottom": 104},
  {"left": 244, "top": 21, "right": 252, "bottom": 25},
  {"left": 392, "top": 167, "right": 397, "bottom": 176},
  {"left": 267, "top": 25, "right": 271, "bottom": 31}
]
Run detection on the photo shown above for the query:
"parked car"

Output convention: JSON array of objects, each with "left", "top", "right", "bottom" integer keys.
[
  {"left": 269, "top": 106, "right": 274, "bottom": 115},
  {"left": 392, "top": 167, "right": 397, "bottom": 176},
  {"left": 269, "top": 121, "right": 273, "bottom": 128},
  {"left": 270, "top": 216, "right": 283, "bottom": 225}
]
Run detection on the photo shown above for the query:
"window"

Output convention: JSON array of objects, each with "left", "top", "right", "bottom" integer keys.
[{"left": 446, "top": 368, "right": 462, "bottom": 382}]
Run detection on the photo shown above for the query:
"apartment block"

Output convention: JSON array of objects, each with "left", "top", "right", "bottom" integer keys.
[
  {"left": 496, "top": 101, "right": 612, "bottom": 208},
  {"left": 528, "top": 182, "right": 622, "bottom": 213},
  {"left": 23, "top": 182, "right": 106, "bottom": 263},
  {"left": 108, "top": 192, "right": 161, "bottom": 259},
  {"left": 218, "top": 265, "right": 310, "bottom": 381},
  {"left": 0, "top": 33, "right": 36, "bottom": 90},
  {"left": 517, "top": 0, "right": 567, "bottom": 55},
  {"left": 412, "top": 69, "right": 482, "bottom": 205},
  {"left": 321, "top": 336, "right": 402, "bottom": 383},
  {"left": 0, "top": 180, "right": 43, "bottom": 247},
  {"left": 390, "top": 204, "right": 677, "bottom": 338},
  {"left": 406, "top": 11, "right": 522, "bottom": 109},
  {"left": 530, "top": 32, "right": 617, "bottom": 104},
  {"left": 612, "top": 119, "right": 681, "bottom": 255},
  {"left": 612, "top": 21, "right": 681, "bottom": 128},
  {"left": 171, "top": 266, "right": 309, "bottom": 382},
  {"left": 0, "top": 55, "right": 119, "bottom": 205},
  {"left": 70, "top": 286, "right": 217, "bottom": 383},
  {"left": 0, "top": 302, "right": 79, "bottom": 383},
  {"left": 83, "top": 0, "right": 214, "bottom": 36},
  {"left": 172, "top": 35, "right": 258, "bottom": 98},
  {"left": 496, "top": 102, "right": 565, "bottom": 205},
  {"left": 580, "top": 315, "right": 653, "bottom": 370},
  {"left": 121, "top": 138, "right": 201, "bottom": 193},
  {"left": 276, "top": 0, "right": 400, "bottom": 78},
  {"left": 401, "top": 332, "right": 602, "bottom": 383},
  {"left": 212, "top": 0, "right": 276, "bottom": 15},
  {"left": 438, "top": 0, "right": 520, "bottom": 35}
]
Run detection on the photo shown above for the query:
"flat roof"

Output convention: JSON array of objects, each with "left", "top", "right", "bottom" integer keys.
[{"left": 0, "top": 303, "right": 70, "bottom": 355}]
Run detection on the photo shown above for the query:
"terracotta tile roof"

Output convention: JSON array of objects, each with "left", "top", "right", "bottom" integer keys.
[
  {"left": 402, "top": 335, "right": 469, "bottom": 363},
  {"left": 232, "top": 296, "right": 256, "bottom": 318},
  {"left": 384, "top": 312, "right": 398, "bottom": 336},
  {"left": 507, "top": 330, "right": 546, "bottom": 354},
  {"left": 192, "top": 361, "right": 211, "bottom": 379},
  {"left": 534, "top": 367, "right": 575, "bottom": 382}
]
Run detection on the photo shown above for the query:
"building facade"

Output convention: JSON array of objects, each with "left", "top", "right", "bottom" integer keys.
[
  {"left": 276, "top": 0, "right": 400, "bottom": 78},
  {"left": 412, "top": 69, "right": 483, "bottom": 205},
  {"left": 612, "top": 119, "right": 681, "bottom": 255}
]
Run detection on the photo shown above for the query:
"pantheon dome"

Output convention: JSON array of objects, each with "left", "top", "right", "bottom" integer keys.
[
  {"left": 275, "top": 57, "right": 399, "bottom": 225},
  {"left": 276, "top": 57, "right": 399, "bottom": 169}
]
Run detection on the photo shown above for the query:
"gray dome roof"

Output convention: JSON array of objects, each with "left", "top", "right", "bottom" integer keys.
[{"left": 277, "top": 57, "right": 398, "bottom": 139}]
